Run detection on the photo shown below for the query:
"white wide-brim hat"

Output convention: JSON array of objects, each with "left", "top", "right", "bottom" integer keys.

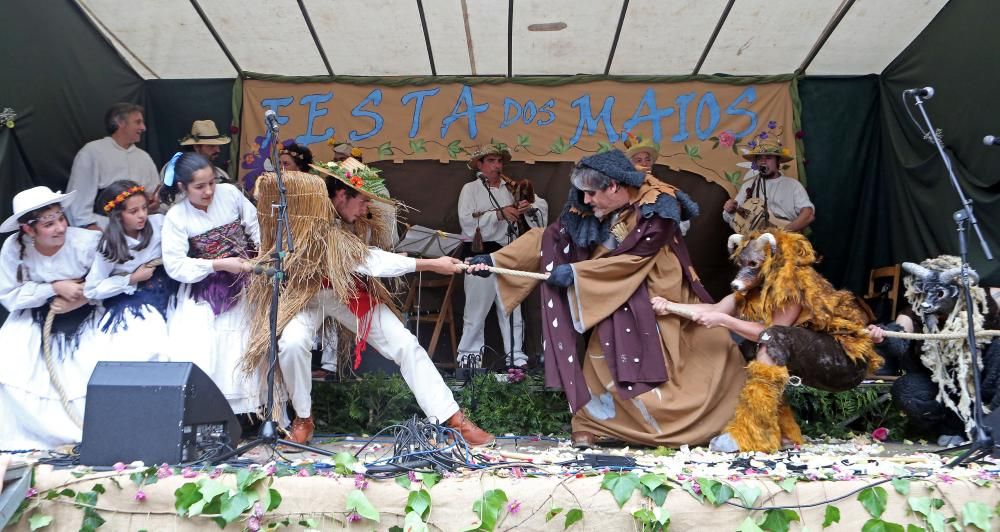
[{"left": 0, "top": 186, "right": 75, "bottom": 233}]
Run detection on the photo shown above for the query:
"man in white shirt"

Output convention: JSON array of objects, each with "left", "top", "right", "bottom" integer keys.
[
  {"left": 722, "top": 135, "right": 814, "bottom": 233},
  {"left": 66, "top": 103, "right": 161, "bottom": 230},
  {"left": 456, "top": 144, "right": 548, "bottom": 368}
]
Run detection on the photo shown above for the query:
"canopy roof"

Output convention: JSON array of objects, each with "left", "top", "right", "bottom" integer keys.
[{"left": 78, "top": 0, "right": 948, "bottom": 79}]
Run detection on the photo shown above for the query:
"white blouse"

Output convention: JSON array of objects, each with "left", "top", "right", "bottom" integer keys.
[
  {"left": 161, "top": 184, "right": 260, "bottom": 284},
  {"left": 0, "top": 227, "right": 101, "bottom": 312},
  {"left": 83, "top": 214, "right": 166, "bottom": 300}
]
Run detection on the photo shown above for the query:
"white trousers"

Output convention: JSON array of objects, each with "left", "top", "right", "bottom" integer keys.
[
  {"left": 278, "top": 289, "right": 460, "bottom": 422},
  {"left": 457, "top": 274, "right": 526, "bottom": 365}
]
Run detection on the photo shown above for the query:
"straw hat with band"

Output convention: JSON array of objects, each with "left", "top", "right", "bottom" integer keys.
[
  {"left": 466, "top": 143, "right": 512, "bottom": 170},
  {"left": 179, "top": 120, "right": 231, "bottom": 146},
  {"left": 311, "top": 157, "right": 394, "bottom": 205},
  {"left": 741, "top": 122, "right": 794, "bottom": 163},
  {"left": 0, "top": 187, "right": 76, "bottom": 233},
  {"left": 623, "top": 133, "right": 659, "bottom": 161}
]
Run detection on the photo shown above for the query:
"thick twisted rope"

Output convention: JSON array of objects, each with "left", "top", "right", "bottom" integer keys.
[
  {"left": 458, "top": 264, "right": 1000, "bottom": 340},
  {"left": 43, "top": 259, "right": 166, "bottom": 429}
]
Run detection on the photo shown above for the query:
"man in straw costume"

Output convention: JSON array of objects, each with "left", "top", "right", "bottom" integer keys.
[
  {"left": 466, "top": 149, "right": 745, "bottom": 448},
  {"left": 244, "top": 159, "right": 494, "bottom": 446}
]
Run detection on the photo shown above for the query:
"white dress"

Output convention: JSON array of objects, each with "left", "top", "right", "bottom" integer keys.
[
  {"left": 83, "top": 214, "right": 172, "bottom": 362},
  {"left": 161, "top": 184, "right": 262, "bottom": 414},
  {"left": 0, "top": 227, "right": 103, "bottom": 450}
]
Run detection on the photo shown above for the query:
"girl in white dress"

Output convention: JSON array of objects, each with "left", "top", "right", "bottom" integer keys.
[
  {"left": 0, "top": 187, "right": 102, "bottom": 450},
  {"left": 160, "top": 152, "right": 261, "bottom": 414},
  {"left": 84, "top": 180, "right": 176, "bottom": 362}
]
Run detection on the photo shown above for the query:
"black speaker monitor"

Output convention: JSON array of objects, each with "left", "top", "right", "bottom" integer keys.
[{"left": 80, "top": 361, "right": 241, "bottom": 466}]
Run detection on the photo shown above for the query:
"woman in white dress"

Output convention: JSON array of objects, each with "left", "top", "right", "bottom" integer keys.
[
  {"left": 84, "top": 180, "right": 176, "bottom": 361},
  {"left": 0, "top": 187, "right": 102, "bottom": 450},
  {"left": 160, "top": 152, "right": 261, "bottom": 414}
]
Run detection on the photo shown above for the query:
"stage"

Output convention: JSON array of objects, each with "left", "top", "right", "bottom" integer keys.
[{"left": 5, "top": 437, "right": 998, "bottom": 531}]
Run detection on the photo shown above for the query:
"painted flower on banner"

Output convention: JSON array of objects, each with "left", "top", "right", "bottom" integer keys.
[{"left": 717, "top": 130, "right": 736, "bottom": 148}]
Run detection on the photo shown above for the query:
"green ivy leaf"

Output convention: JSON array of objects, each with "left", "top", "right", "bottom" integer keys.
[
  {"left": 600, "top": 472, "right": 640, "bottom": 508},
  {"left": 680, "top": 480, "right": 704, "bottom": 503},
  {"left": 404, "top": 511, "right": 429, "bottom": 532},
  {"left": 471, "top": 489, "right": 507, "bottom": 532},
  {"left": 778, "top": 477, "right": 798, "bottom": 493},
  {"left": 174, "top": 482, "right": 203, "bottom": 516},
  {"left": 891, "top": 477, "right": 910, "bottom": 496},
  {"left": 822, "top": 505, "right": 841, "bottom": 528},
  {"left": 699, "top": 478, "right": 734, "bottom": 506},
  {"left": 220, "top": 491, "right": 256, "bottom": 525},
  {"left": 236, "top": 468, "right": 267, "bottom": 492},
  {"left": 596, "top": 141, "right": 613, "bottom": 153},
  {"left": 737, "top": 516, "right": 764, "bottom": 532},
  {"left": 421, "top": 472, "right": 442, "bottom": 490},
  {"left": 298, "top": 518, "right": 318, "bottom": 529},
  {"left": 684, "top": 144, "right": 702, "bottom": 160},
  {"left": 74, "top": 490, "right": 97, "bottom": 508},
  {"left": 925, "top": 510, "right": 947, "bottom": 532},
  {"left": 564, "top": 508, "right": 584, "bottom": 529},
  {"left": 760, "top": 509, "right": 800, "bottom": 532},
  {"left": 130, "top": 467, "right": 158, "bottom": 487},
  {"left": 546, "top": 507, "right": 563, "bottom": 522},
  {"left": 731, "top": 482, "right": 761, "bottom": 507},
  {"left": 334, "top": 452, "right": 357, "bottom": 475},
  {"left": 642, "top": 484, "right": 671, "bottom": 507},
  {"left": 861, "top": 518, "right": 905, "bottom": 532},
  {"left": 28, "top": 513, "right": 53, "bottom": 531},
  {"left": 409, "top": 139, "right": 427, "bottom": 154},
  {"left": 346, "top": 489, "right": 380, "bottom": 523},
  {"left": 962, "top": 501, "right": 992, "bottom": 531},
  {"left": 858, "top": 486, "right": 888, "bottom": 518},
  {"left": 550, "top": 137, "right": 570, "bottom": 155},
  {"left": 395, "top": 475, "right": 412, "bottom": 490},
  {"left": 905, "top": 525, "right": 926, "bottom": 532},
  {"left": 447, "top": 140, "right": 465, "bottom": 159},
  {"left": 267, "top": 488, "right": 281, "bottom": 511},
  {"left": 638, "top": 473, "right": 665, "bottom": 491},
  {"left": 516, "top": 134, "right": 531, "bottom": 147},
  {"left": 91, "top": 484, "right": 105, "bottom": 495},
  {"left": 188, "top": 479, "right": 229, "bottom": 517},
  {"left": 406, "top": 489, "right": 432, "bottom": 520},
  {"left": 80, "top": 511, "right": 105, "bottom": 532},
  {"left": 377, "top": 141, "right": 393, "bottom": 157}
]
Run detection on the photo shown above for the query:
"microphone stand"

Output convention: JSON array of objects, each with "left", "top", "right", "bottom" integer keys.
[
  {"left": 910, "top": 91, "right": 996, "bottom": 466},
  {"left": 479, "top": 174, "right": 520, "bottom": 370},
  {"left": 215, "top": 127, "right": 334, "bottom": 461}
]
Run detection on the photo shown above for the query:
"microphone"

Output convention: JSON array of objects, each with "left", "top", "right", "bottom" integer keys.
[
  {"left": 984, "top": 135, "right": 1000, "bottom": 146},
  {"left": 904, "top": 86, "right": 935, "bottom": 99},
  {"left": 476, "top": 171, "right": 488, "bottom": 184},
  {"left": 264, "top": 109, "right": 280, "bottom": 132}
]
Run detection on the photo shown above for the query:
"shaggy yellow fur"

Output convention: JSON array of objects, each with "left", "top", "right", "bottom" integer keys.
[
  {"left": 733, "top": 230, "right": 881, "bottom": 373},
  {"left": 777, "top": 403, "right": 804, "bottom": 445},
  {"left": 724, "top": 361, "right": 789, "bottom": 453}
]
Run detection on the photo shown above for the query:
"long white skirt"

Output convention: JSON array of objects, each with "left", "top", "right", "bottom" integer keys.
[
  {"left": 165, "top": 285, "right": 261, "bottom": 414},
  {"left": 93, "top": 304, "right": 171, "bottom": 362},
  {"left": 0, "top": 308, "right": 103, "bottom": 450}
]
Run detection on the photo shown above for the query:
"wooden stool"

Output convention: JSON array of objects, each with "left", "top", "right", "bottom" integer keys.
[{"left": 402, "top": 272, "right": 459, "bottom": 368}]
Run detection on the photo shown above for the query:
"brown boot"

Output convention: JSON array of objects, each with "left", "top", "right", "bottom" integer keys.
[
  {"left": 288, "top": 416, "right": 314, "bottom": 444},
  {"left": 446, "top": 411, "right": 495, "bottom": 447}
]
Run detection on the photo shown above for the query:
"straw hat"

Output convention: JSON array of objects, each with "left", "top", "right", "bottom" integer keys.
[
  {"left": 0, "top": 186, "right": 76, "bottom": 233},
  {"left": 741, "top": 122, "right": 793, "bottom": 162},
  {"left": 311, "top": 157, "right": 393, "bottom": 204},
  {"left": 179, "top": 120, "right": 231, "bottom": 146},
  {"left": 466, "top": 143, "right": 512, "bottom": 170},
  {"left": 623, "top": 133, "right": 659, "bottom": 161}
]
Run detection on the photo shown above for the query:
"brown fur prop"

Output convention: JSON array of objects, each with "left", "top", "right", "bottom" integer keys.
[
  {"left": 733, "top": 230, "right": 880, "bottom": 373},
  {"left": 241, "top": 171, "right": 369, "bottom": 378},
  {"left": 724, "top": 361, "right": 789, "bottom": 453}
]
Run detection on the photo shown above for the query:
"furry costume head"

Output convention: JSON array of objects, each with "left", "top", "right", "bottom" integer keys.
[{"left": 903, "top": 255, "right": 981, "bottom": 325}]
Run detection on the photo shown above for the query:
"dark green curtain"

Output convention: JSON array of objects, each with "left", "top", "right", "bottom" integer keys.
[
  {"left": 798, "top": 76, "right": 891, "bottom": 293},
  {"left": 0, "top": 0, "right": 145, "bottom": 204},
  {"left": 879, "top": 1, "right": 1000, "bottom": 286},
  {"left": 144, "top": 79, "right": 235, "bottom": 169}
]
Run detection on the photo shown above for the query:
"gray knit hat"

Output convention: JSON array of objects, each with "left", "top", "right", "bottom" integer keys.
[{"left": 576, "top": 150, "right": 645, "bottom": 187}]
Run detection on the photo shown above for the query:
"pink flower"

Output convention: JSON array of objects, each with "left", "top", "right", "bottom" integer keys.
[
  {"left": 113, "top": 462, "right": 127, "bottom": 472},
  {"left": 347, "top": 511, "right": 362, "bottom": 523},
  {"left": 937, "top": 473, "right": 955, "bottom": 484},
  {"left": 408, "top": 471, "right": 418, "bottom": 483},
  {"left": 511, "top": 467, "right": 525, "bottom": 479},
  {"left": 297, "top": 468, "right": 311, "bottom": 477},
  {"left": 718, "top": 130, "right": 736, "bottom": 148},
  {"left": 156, "top": 463, "right": 172, "bottom": 479},
  {"left": 181, "top": 467, "right": 197, "bottom": 479},
  {"left": 251, "top": 502, "right": 264, "bottom": 518},
  {"left": 354, "top": 474, "right": 369, "bottom": 490},
  {"left": 871, "top": 427, "right": 889, "bottom": 442},
  {"left": 209, "top": 466, "right": 224, "bottom": 479},
  {"left": 507, "top": 500, "right": 522, "bottom": 514},
  {"left": 247, "top": 516, "right": 261, "bottom": 531},
  {"left": 691, "top": 482, "right": 702, "bottom": 495},
  {"left": 264, "top": 464, "right": 277, "bottom": 476},
  {"left": 26, "top": 487, "right": 38, "bottom": 498},
  {"left": 134, "top": 489, "right": 146, "bottom": 502}
]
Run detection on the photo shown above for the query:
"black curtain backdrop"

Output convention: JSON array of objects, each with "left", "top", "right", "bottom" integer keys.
[
  {"left": 144, "top": 79, "right": 235, "bottom": 169},
  {"left": 878, "top": 1, "right": 1000, "bottom": 286}
]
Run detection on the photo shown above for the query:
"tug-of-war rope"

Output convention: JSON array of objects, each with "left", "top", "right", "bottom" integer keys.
[{"left": 456, "top": 264, "right": 1000, "bottom": 340}]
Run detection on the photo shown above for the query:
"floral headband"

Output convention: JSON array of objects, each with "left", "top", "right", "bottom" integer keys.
[{"left": 103, "top": 185, "right": 145, "bottom": 213}]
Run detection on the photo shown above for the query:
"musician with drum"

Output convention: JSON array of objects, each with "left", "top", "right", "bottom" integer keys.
[
  {"left": 722, "top": 130, "right": 814, "bottom": 234},
  {"left": 457, "top": 143, "right": 548, "bottom": 369}
]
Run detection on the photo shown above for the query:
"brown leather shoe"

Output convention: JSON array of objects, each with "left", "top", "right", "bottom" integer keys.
[
  {"left": 446, "top": 410, "right": 495, "bottom": 447},
  {"left": 571, "top": 431, "right": 596, "bottom": 449},
  {"left": 288, "top": 416, "right": 314, "bottom": 444}
]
